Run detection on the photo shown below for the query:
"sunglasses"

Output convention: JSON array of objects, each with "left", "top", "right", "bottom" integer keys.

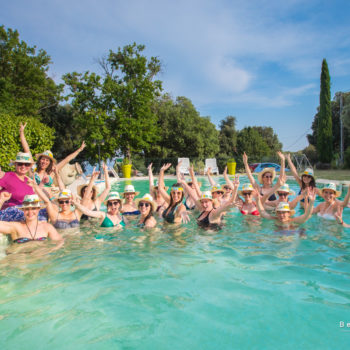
[
  {"left": 16, "top": 162, "right": 31, "bottom": 167},
  {"left": 263, "top": 175, "right": 273, "bottom": 179},
  {"left": 243, "top": 192, "right": 252, "bottom": 196},
  {"left": 139, "top": 202, "right": 150, "bottom": 208},
  {"left": 58, "top": 200, "right": 70, "bottom": 204},
  {"left": 303, "top": 175, "right": 312, "bottom": 179},
  {"left": 108, "top": 201, "right": 120, "bottom": 206},
  {"left": 278, "top": 192, "right": 288, "bottom": 197}
]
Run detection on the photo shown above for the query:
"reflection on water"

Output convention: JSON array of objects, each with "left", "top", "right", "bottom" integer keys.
[{"left": 0, "top": 179, "right": 350, "bottom": 349}]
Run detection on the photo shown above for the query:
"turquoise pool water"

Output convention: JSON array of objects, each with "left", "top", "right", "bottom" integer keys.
[{"left": 1, "top": 177, "right": 350, "bottom": 349}]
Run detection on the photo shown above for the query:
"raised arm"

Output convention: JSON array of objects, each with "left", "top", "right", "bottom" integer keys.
[
  {"left": 176, "top": 161, "right": 183, "bottom": 183},
  {"left": 223, "top": 166, "right": 235, "bottom": 191},
  {"left": 189, "top": 165, "right": 202, "bottom": 197},
  {"left": 243, "top": 152, "right": 258, "bottom": 189},
  {"left": 56, "top": 141, "right": 86, "bottom": 172},
  {"left": 158, "top": 163, "right": 171, "bottom": 204},
  {"left": 179, "top": 179, "right": 202, "bottom": 211},
  {"left": 277, "top": 151, "right": 285, "bottom": 180},
  {"left": 286, "top": 153, "right": 302, "bottom": 186},
  {"left": 19, "top": 122, "right": 31, "bottom": 154},
  {"left": 261, "top": 175, "right": 285, "bottom": 204},
  {"left": 210, "top": 192, "right": 236, "bottom": 220},
  {"left": 71, "top": 196, "right": 105, "bottom": 220},
  {"left": 96, "top": 162, "right": 111, "bottom": 206},
  {"left": 255, "top": 190, "right": 275, "bottom": 220},
  {"left": 0, "top": 192, "right": 11, "bottom": 210},
  {"left": 340, "top": 185, "right": 350, "bottom": 208},
  {"left": 289, "top": 191, "right": 305, "bottom": 210},
  {"left": 292, "top": 188, "right": 316, "bottom": 224},
  {"left": 206, "top": 167, "right": 217, "bottom": 187},
  {"left": 53, "top": 166, "right": 65, "bottom": 192},
  {"left": 148, "top": 163, "right": 155, "bottom": 195}
]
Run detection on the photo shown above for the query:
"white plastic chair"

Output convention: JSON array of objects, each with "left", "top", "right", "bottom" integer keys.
[
  {"left": 204, "top": 158, "right": 219, "bottom": 175},
  {"left": 178, "top": 158, "right": 190, "bottom": 175}
]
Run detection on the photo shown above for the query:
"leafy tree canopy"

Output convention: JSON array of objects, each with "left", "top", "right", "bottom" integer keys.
[{"left": 0, "top": 26, "right": 62, "bottom": 116}]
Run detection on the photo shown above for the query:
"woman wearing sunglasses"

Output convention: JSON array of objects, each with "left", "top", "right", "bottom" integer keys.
[
  {"left": 243, "top": 151, "right": 285, "bottom": 202},
  {"left": 0, "top": 194, "right": 62, "bottom": 244},
  {"left": 19, "top": 123, "right": 86, "bottom": 193},
  {"left": 33, "top": 183, "right": 82, "bottom": 229},
  {"left": 148, "top": 163, "right": 167, "bottom": 216},
  {"left": 158, "top": 163, "right": 189, "bottom": 224},
  {"left": 135, "top": 194, "right": 157, "bottom": 228},
  {"left": 0, "top": 152, "right": 39, "bottom": 222},
  {"left": 72, "top": 192, "right": 125, "bottom": 228}
]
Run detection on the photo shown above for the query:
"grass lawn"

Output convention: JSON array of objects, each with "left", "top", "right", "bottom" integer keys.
[{"left": 313, "top": 169, "right": 350, "bottom": 181}]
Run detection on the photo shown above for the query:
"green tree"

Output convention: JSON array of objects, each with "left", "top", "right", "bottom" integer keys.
[
  {"left": 0, "top": 114, "right": 55, "bottom": 171},
  {"left": 252, "top": 126, "right": 282, "bottom": 153},
  {"left": 236, "top": 127, "right": 271, "bottom": 167},
  {"left": 316, "top": 59, "right": 332, "bottom": 163},
  {"left": 0, "top": 26, "right": 61, "bottom": 116},
  {"left": 147, "top": 95, "right": 219, "bottom": 161},
  {"left": 63, "top": 43, "right": 162, "bottom": 163},
  {"left": 218, "top": 116, "right": 237, "bottom": 157}
]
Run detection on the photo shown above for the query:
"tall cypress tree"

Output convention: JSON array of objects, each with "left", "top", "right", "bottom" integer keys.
[{"left": 317, "top": 59, "right": 332, "bottom": 163}]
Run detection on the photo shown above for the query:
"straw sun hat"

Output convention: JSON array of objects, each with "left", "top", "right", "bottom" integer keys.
[
  {"left": 257, "top": 168, "right": 276, "bottom": 184},
  {"left": 135, "top": 193, "right": 157, "bottom": 212}
]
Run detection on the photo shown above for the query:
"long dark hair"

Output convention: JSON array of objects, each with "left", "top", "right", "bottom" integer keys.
[
  {"left": 301, "top": 176, "right": 316, "bottom": 190},
  {"left": 139, "top": 204, "right": 154, "bottom": 225},
  {"left": 165, "top": 183, "right": 184, "bottom": 214},
  {"left": 36, "top": 156, "right": 53, "bottom": 174}
]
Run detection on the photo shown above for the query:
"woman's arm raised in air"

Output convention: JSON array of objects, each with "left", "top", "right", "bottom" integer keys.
[
  {"left": 56, "top": 141, "right": 86, "bottom": 172},
  {"left": 286, "top": 153, "right": 302, "bottom": 187},
  {"left": 158, "top": 163, "right": 171, "bottom": 204},
  {"left": 243, "top": 152, "right": 258, "bottom": 190}
]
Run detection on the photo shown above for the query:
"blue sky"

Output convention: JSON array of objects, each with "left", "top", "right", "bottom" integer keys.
[{"left": 2, "top": 0, "right": 350, "bottom": 151}]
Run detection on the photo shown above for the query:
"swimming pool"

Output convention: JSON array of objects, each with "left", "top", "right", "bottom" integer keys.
[{"left": 1, "top": 177, "right": 349, "bottom": 349}]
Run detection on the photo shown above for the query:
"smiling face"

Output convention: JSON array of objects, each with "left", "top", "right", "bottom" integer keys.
[
  {"left": 277, "top": 192, "right": 289, "bottom": 201},
  {"left": 138, "top": 201, "right": 151, "bottom": 215},
  {"left": 302, "top": 175, "right": 312, "bottom": 184},
  {"left": 124, "top": 192, "right": 135, "bottom": 203},
  {"left": 262, "top": 172, "right": 273, "bottom": 185},
  {"left": 171, "top": 190, "right": 183, "bottom": 202},
  {"left": 23, "top": 207, "right": 40, "bottom": 221},
  {"left": 322, "top": 189, "right": 336, "bottom": 203},
  {"left": 200, "top": 199, "right": 213, "bottom": 211},
  {"left": 39, "top": 156, "right": 51, "bottom": 170},
  {"left": 15, "top": 162, "right": 31, "bottom": 176},
  {"left": 107, "top": 200, "right": 120, "bottom": 214},
  {"left": 242, "top": 191, "right": 253, "bottom": 203},
  {"left": 58, "top": 198, "right": 71, "bottom": 211},
  {"left": 212, "top": 191, "right": 224, "bottom": 199},
  {"left": 276, "top": 210, "right": 290, "bottom": 222}
]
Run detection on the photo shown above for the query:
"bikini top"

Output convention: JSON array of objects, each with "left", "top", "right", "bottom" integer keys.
[
  {"left": 35, "top": 172, "right": 54, "bottom": 187},
  {"left": 101, "top": 214, "right": 125, "bottom": 228},
  {"left": 13, "top": 237, "right": 47, "bottom": 244},
  {"left": 260, "top": 190, "right": 277, "bottom": 202},
  {"left": 162, "top": 204, "right": 179, "bottom": 223},
  {"left": 184, "top": 198, "right": 196, "bottom": 210},
  {"left": 54, "top": 211, "right": 80, "bottom": 229},
  {"left": 240, "top": 202, "right": 260, "bottom": 216},
  {"left": 81, "top": 205, "right": 97, "bottom": 221},
  {"left": 122, "top": 210, "right": 141, "bottom": 216},
  {"left": 197, "top": 210, "right": 213, "bottom": 227}
]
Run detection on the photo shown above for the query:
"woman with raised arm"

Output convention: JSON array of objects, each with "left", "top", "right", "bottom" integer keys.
[
  {"left": 243, "top": 151, "right": 285, "bottom": 201},
  {"left": 0, "top": 152, "right": 40, "bottom": 222},
  {"left": 19, "top": 122, "right": 86, "bottom": 189},
  {"left": 135, "top": 194, "right": 157, "bottom": 228},
  {"left": 286, "top": 154, "right": 321, "bottom": 208},
  {"left": 148, "top": 163, "right": 167, "bottom": 216},
  {"left": 256, "top": 188, "right": 316, "bottom": 228},
  {"left": 312, "top": 183, "right": 350, "bottom": 220},
  {"left": 0, "top": 194, "right": 62, "bottom": 244},
  {"left": 32, "top": 181, "right": 82, "bottom": 229},
  {"left": 158, "top": 163, "right": 188, "bottom": 224},
  {"left": 72, "top": 192, "right": 125, "bottom": 228},
  {"left": 78, "top": 163, "right": 111, "bottom": 220},
  {"left": 222, "top": 166, "right": 238, "bottom": 202}
]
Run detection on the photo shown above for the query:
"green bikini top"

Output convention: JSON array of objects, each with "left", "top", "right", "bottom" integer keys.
[{"left": 100, "top": 214, "right": 125, "bottom": 228}]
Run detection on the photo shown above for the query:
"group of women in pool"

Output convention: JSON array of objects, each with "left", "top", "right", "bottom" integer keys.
[{"left": 0, "top": 123, "right": 350, "bottom": 248}]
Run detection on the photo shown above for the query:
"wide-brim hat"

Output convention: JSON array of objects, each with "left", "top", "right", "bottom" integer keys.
[
  {"left": 321, "top": 183, "right": 341, "bottom": 197},
  {"left": 10, "top": 152, "right": 35, "bottom": 166},
  {"left": 122, "top": 184, "right": 140, "bottom": 197},
  {"left": 277, "top": 184, "right": 295, "bottom": 196},
  {"left": 18, "top": 194, "right": 45, "bottom": 210},
  {"left": 258, "top": 168, "right": 276, "bottom": 184},
  {"left": 211, "top": 185, "right": 224, "bottom": 194},
  {"left": 276, "top": 202, "right": 295, "bottom": 216},
  {"left": 77, "top": 183, "right": 98, "bottom": 200},
  {"left": 104, "top": 192, "right": 123, "bottom": 206},
  {"left": 300, "top": 168, "right": 315, "bottom": 181},
  {"left": 199, "top": 191, "right": 213, "bottom": 202},
  {"left": 238, "top": 183, "right": 255, "bottom": 196},
  {"left": 135, "top": 193, "right": 157, "bottom": 212},
  {"left": 35, "top": 150, "right": 57, "bottom": 164},
  {"left": 53, "top": 189, "right": 73, "bottom": 203}
]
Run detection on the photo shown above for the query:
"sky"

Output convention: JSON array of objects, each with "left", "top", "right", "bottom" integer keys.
[{"left": 2, "top": 0, "right": 350, "bottom": 151}]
